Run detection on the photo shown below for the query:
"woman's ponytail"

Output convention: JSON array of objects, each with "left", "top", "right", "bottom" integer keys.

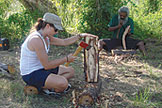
[{"left": 30, "top": 18, "right": 47, "bottom": 33}]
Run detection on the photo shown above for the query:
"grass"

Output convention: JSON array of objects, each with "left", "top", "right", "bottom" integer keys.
[{"left": 0, "top": 38, "right": 162, "bottom": 108}]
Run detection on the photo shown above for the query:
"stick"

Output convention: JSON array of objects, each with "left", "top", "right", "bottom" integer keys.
[{"left": 122, "top": 25, "right": 130, "bottom": 50}]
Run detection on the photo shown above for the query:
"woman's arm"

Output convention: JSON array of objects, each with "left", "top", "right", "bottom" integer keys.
[
  {"left": 50, "top": 33, "right": 98, "bottom": 46},
  {"left": 29, "top": 37, "right": 76, "bottom": 70},
  {"left": 50, "top": 35, "right": 80, "bottom": 46}
]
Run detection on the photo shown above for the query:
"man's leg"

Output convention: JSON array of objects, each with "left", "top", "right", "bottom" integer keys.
[
  {"left": 98, "top": 39, "right": 122, "bottom": 53},
  {"left": 137, "top": 41, "right": 146, "bottom": 56}
]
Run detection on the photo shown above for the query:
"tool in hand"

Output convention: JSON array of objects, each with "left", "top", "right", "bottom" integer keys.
[
  {"left": 122, "top": 25, "right": 130, "bottom": 50},
  {"left": 64, "top": 41, "right": 91, "bottom": 67}
]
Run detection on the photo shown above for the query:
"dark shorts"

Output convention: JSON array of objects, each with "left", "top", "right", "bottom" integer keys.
[
  {"left": 22, "top": 67, "right": 59, "bottom": 91},
  {"left": 102, "top": 37, "right": 141, "bottom": 52}
]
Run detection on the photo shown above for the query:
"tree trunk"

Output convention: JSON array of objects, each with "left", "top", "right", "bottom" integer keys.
[{"left": 19, "top": 0, "right": 57, "bottom": 13}]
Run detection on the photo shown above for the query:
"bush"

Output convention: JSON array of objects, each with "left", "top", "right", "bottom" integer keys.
[
  {"left": 0, "top": 0, "right": 42, "bottom": 46},
  {"left": 129, "top": 0, "right": 162, "bottom": 39}
]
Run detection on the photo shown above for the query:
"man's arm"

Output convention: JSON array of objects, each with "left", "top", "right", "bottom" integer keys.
[{"left": 108, "top": 19, "right": 123, "bottom": 31}]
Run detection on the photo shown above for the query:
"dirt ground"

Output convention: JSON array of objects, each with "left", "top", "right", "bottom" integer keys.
[{"left": 0, "top": 38, "right": 162, "bottom": 108}]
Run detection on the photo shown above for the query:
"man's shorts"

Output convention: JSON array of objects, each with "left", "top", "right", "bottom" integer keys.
[
  {"left": 102, "top": 37, "right": 142, "bottom": 52},
  {"left": 22, "top": 67, "right": 59, "bottom": 91}
]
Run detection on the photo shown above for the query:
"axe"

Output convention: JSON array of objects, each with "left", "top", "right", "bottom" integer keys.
[{"left": 64, "top": 41, "right": 91, "bottom": 67}]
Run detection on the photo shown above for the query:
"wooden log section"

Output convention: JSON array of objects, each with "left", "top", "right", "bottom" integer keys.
[
  {"left": 0, "top": 62, "right": 15, "bottom": 74},
  {"left": 84, "top": 37, "right": 99, "bottom": 83},
  {"left": 24, "top": 86, "right": 38, "bottom": 95},
  {"left": 78, "top": 81, "right": 102, "bottom": 106},
  {"left": 76, "top": 37, "right": 101, "bottom": 106},
  {"left": 111, "top": 49, "right": 136, "bottom": 56}
]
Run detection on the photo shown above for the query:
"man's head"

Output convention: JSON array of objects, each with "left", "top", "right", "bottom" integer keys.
[
  {"left": 118, "top": 6, "right": 129, "bottom": 20},
  {"left": 118, "top": 6, "right": 129, "bottom": 25}
]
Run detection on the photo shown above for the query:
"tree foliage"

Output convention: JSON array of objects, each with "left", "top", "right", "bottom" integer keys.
[
  {"left": 0, "top": 0, "right": 161, "bottom": 46},
  {"left": 128, "top": 0, "right": 162, "bottom": 39},
  {"left": 0, "top": 0, "right": 42, "bottom": 45},
  {"left": 53, "top": 0, "right": 125, "bottom": 38}
]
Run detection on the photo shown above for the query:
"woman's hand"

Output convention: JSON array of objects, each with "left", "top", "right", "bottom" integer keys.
[
  {"left": 67, "top": 53, "right": 76, "bottom": 62},
  {"left": 79, "top": 33, "right": 98, "bottom": 38}
]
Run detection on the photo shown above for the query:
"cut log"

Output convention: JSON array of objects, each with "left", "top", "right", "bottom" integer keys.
[
  {"left": 78, "top": 81, "right": 102, "bottom": 106},
  {"left": 0, "top": 62, "right": 15, "bottom": 74},
  {"left": 84, "top": 37, "right": 99, "bottom": 83},
  {"left": 111, "top": 49, "right": 136, "bottom": 56},
  {"left": 78, "top": 37, "right": 101, "bottom": 106},
  {"left": 24, "top": 86, "right": 38, "bottom": 95}
]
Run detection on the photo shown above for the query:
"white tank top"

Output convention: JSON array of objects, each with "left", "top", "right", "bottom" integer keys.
[{"left": 20, "top": 31, "right": 50, "bottom": 75}]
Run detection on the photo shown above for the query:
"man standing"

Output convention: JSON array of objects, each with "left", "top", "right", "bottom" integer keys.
[{"left": 98, "top": 6, "right": 146, "bottom": 56}]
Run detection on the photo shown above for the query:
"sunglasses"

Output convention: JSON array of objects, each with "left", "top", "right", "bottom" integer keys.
[
  {"left": 49, "top": 23, "right": 58, "bottom": 32},
  {"left": 55, "top": 28, "right": 58, "bottom": 32}
]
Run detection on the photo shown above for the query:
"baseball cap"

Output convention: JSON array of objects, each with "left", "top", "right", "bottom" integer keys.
[{"left": 43, "top": 13, "right": 63, "bottom": 30}]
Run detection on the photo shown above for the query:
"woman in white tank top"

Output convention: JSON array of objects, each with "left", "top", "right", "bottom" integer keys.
[{"left": 20, "top": 12, "right": 98, "bottom": 93}]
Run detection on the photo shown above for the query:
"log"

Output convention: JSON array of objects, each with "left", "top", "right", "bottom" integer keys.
[
  {"left": 84, "top": 37, "right": 99, "bottom": 83},
  {"left": 77, "top": 37, "right": 101, "bottom": 106},
  {"left": 78, "top": 81, "right": 102, "bottom": 106},
  {"left": 0, "top": 62, "right": 15, "bottom": 74},
  {"left": 111, "top": 49, "right": 136, "bottom": 56},
  {"left": 24, "top": 85, "right": 39, "bottom": 95}
]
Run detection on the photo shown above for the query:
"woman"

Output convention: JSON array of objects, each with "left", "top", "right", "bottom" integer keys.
[{"left": 20, "top": 13, "right": 97, "bottom": 94}]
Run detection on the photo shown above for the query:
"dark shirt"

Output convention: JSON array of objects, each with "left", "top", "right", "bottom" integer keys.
[{"left": 108, "top": 14, "right": 134, "bottom": 39}]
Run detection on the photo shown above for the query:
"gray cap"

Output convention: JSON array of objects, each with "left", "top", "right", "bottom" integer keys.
[{"left": 43, "top": 13, "right": 63, "bottom": 30}]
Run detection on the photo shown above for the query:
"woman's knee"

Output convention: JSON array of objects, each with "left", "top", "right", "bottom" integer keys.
[
  {"left": 68, "top": 67, "right": 75, "bottom": 77},
  {"left": 44, "top": 74, "right": 68, "bottom": 91},
  {"left": 57, "top": 77, "right": 68, "bottom": 91}
]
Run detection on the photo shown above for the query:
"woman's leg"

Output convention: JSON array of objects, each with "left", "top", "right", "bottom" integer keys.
[
  {"left": 57, "top": 65, "right": 75, "bottom": 80},
  {"left": 43, "top": 65, "right": 74, "bottom": 92},
  {"left": 44, "top": 74, "right": 68, "bottom": 92}
]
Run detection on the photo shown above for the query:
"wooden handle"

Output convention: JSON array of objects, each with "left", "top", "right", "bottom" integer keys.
[
  {"left": 64, "top": 46, "right": 83, "bottom": 67},
  {"left": 122, "top": 25, "right": 130, "bottom": 50}
]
